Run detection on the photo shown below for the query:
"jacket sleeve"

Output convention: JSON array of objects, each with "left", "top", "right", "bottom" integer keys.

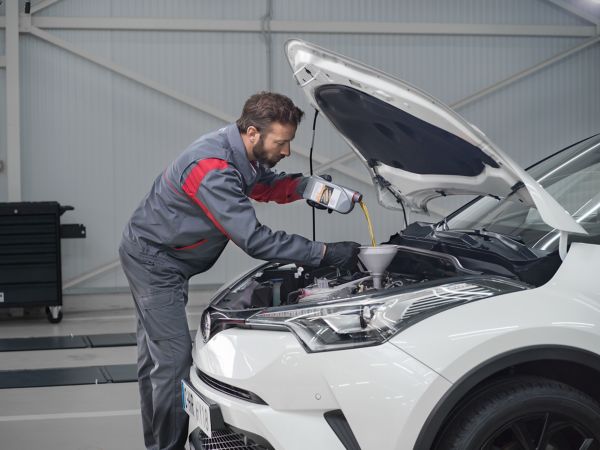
[
  {"left": 249, "top": 167, "right": 309, "bottom": 204},
  {"left": 182, "top": 158, "right": 324, "bottom": 266}
]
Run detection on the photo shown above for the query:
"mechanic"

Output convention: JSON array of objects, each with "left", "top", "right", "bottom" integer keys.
[{"left": 119, "top": 92, "right": 360, "bottom": 450}]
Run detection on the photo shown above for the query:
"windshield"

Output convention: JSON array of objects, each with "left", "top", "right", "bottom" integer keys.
[{"left": 446, "top": 134, "right": 600, "bottom": 251}]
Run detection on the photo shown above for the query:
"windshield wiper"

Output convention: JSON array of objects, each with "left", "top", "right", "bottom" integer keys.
[{"left": 433, "top": 228, "right": 537, "bottom": 259}]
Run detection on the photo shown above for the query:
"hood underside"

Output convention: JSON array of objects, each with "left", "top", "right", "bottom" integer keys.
[{"left": 285, "top": 39, "right": 585, "bottom": 235}]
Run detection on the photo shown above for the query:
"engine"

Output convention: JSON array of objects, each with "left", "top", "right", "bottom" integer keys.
[{"left": 214, "top": 245, "right": 470, "bottom": 310}]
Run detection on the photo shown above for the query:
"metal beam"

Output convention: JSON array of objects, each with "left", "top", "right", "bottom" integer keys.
[
  {"left": 9, "top": 17, "right": 595, "bottom": 37},
  {"left": 62, "top": 260, "right": 121, "bottom": 290},
  {"left": 0, "top": 56, "right": 5, "bottom": 68},
  {"left": 271, "top": 21, "right": 596, "bottom": 37},
  {"left": 450, "top": 35, "right": 600, "bottom": 110},
  {"left": 30, "top": 0, "right": 63, "bottom": 15},
  {"left": 546, "top": 0, "right": 600, "bottom": 26},
  {"left": 27, "top": 26, "right": 370, "bottom": 183},
  {"left": 314, "top": 153, "right": 356, "bottom": 173},
  {"left": 6, "top": 0, "right": 22, "bottom": 201}
]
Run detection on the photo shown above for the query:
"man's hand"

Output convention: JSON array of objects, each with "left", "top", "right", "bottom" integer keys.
[
  {"left": 307, "top": 174, "right": 334, "bottom": 213},
  {"left": 321, "top": 241, "right": 361, "bottom": 270}
]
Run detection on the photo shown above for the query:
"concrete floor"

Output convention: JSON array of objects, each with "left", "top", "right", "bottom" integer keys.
[{"left": 0, "top": 289, "right": 214, "bottom": 450}]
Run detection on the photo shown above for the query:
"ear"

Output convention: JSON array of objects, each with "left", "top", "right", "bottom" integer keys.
[{"left": 246, "top": 126, "right": 260, "bottom": 143}]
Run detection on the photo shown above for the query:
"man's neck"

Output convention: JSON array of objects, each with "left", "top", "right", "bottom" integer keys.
[{"left": 240, "top": 132, "right": 256, "bottom": 162}]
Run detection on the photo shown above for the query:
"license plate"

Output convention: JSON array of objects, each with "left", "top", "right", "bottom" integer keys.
[{"left": 181, "top": 380, "right": 224, "bottom": 438}]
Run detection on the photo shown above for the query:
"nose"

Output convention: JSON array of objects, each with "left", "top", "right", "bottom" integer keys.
[{"left": 281, "top": 144, "right": 291, "bottom": 157}]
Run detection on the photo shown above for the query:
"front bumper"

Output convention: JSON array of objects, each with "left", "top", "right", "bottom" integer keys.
[{"left": 187, "top": 328, "right": 451, "bottom": 450}]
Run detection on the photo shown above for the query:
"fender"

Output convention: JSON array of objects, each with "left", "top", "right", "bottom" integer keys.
[{"left": 413, "top": 345, "right": 600, "bottom": 450}]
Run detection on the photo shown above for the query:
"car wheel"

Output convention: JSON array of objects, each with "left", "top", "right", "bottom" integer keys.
[{"left": 438, "top": 376, "right": 600, "bottom": 450}]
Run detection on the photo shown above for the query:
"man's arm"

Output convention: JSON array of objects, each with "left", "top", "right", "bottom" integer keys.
[
  {"left": 249, "top": 167, "right": 309, "bottom": 204},
  {"left": 182, "top": 158, "right": 324, "bottom": 265}
]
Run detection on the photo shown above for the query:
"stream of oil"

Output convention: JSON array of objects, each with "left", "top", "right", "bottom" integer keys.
[{"left": 359, "top": 200, "right": 376, "bottom": 247}]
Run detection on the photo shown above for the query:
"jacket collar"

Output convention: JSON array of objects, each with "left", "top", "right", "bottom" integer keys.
[{"left": 225, "top": 123, "right": 259, "bottom": 186}]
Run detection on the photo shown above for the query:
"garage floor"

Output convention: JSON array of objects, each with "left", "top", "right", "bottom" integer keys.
[{"left": 0, "top": 289, "right": 214, "bottom": 450}]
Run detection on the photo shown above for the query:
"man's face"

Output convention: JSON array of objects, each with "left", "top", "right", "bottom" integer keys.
[{"left": 252, "top": 122, "right": 296, "bottom": 168}]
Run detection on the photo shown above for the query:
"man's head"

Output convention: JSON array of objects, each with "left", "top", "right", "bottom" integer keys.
[{"left": 237, "top": 92, "right": 304, "bottom": 168}]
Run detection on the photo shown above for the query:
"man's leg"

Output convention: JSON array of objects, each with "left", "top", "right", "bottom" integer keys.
[
  {"left": 146, "top": 332, "right": 193, "bottom": 450},
  {"left": 120, "top": 243, "right": 192, "bottom": 449},
  {"left": 120, "top": 247, "right": 159, "bottom": 449},
  {"left": 136, "top": 317, "right": 158, "bottom": 450}
]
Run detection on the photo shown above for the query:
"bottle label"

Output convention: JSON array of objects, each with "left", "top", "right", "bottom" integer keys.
[{"left": 309, "top": 180, "right": 341, "bottom": 210}]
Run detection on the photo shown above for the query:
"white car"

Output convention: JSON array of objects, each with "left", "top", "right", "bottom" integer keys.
[{"left": 182, "top": 40, "right": 600, "bottom": 450}]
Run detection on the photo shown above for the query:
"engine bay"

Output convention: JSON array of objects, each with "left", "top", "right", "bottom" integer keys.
[
  {"left": 211, "top": 217, "right": 568, "bottom": 312},
  {"left": 215, "top": 244, "right": 479, "bottom": 310}
]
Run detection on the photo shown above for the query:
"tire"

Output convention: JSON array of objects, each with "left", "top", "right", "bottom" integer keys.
[
  {"left": 45, "top": 306, "right": 63, "bottom": 324},
  {"left": 438, "top": 376, "right": 600, "bottom": 450}
]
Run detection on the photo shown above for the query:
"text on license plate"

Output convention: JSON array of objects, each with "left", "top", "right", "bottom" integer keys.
[{"left": 182, "top": 380, "right": 213, "bottom": 437}]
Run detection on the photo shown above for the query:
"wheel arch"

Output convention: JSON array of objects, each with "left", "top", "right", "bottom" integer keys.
[{"left": 413, "top": 345, "right": 600, "bottom": 450}]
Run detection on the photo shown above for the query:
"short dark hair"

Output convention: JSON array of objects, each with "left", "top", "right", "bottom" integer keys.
[{"left": 236, "top": 92, "right": 304, "bottom": 133}]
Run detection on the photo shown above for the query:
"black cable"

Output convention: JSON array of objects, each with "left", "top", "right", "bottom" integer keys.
[{"left": 309, "top": 109, "right": 319, "bottom": 241}]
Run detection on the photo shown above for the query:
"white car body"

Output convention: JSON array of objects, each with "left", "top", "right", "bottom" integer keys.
[{"left": 185, "top": 40, "right": 600, "bottom": 450}]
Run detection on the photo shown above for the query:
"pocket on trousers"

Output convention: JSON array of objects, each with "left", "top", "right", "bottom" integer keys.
[{"left": 140, "top": 291, "right": 187, "bottom": 341}]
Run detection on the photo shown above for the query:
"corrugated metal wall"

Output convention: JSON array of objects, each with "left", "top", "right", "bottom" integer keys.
[
  {"left": 0, "top": 30, "right": 6, "bottom": 202},
  {"left": 1, "top": 0, "right": 599, "bottom": 290}
]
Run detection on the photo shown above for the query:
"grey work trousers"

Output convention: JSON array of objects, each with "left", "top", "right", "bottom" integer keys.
[{"left": 119, "top": 244, "right": 192, "bottom": 450}]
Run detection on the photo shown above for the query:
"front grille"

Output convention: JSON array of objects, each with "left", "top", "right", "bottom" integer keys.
[
  {"left": 189, "top": 426, "right": 273, "bottom": 450},
  {"left": 197, "top": 368, "right": 267, "bottom": 405}
]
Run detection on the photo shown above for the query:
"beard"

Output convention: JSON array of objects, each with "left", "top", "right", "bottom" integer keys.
[{"left": 252, "top": 137, "right": 280, "bottom": 168}]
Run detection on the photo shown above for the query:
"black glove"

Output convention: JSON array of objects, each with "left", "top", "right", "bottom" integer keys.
[
  {"left": 307, "top": 174, "right": 333, "bottom": 213},
  {"left": 321, "top": 241, "right": 361, "bottom": 270}
]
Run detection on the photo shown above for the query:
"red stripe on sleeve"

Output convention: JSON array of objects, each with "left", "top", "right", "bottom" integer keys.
[
  {"left": 250, "top": 177, "right": 302, "bottom": 203},
  {"left": 182, "top": 158, "right": 231, "bottom": 238}
]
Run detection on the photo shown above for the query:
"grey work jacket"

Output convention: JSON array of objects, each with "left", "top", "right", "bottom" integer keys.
[{"left": 121, "top": 124, "right": 325, "bottom": 279}]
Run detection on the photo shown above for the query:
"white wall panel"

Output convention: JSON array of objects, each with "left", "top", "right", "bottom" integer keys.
[
  {"left": 273, "top": 0, "right": 588, "bottom": 25},
  {"left": 7, "top": 0, "right": 600, "bottom": 290},
  {"left": 458, "top": 42, "right": 600, "bottom": 167},
  {"left": 34, "top": 0, "right": 110, "bottom": 16},
  {"left": 20, "top": 33, "right": 115, "bottom": 284},
  {"left": 108, "top": 30, "right": 267, "bottom": 121},
  {"left": 38, "top": 0, "right": 265, "bottom": 19}
]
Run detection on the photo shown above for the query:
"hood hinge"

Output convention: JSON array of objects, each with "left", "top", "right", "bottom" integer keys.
[{"left": 369, "top": 159, "right": 404, "bottom": 205}]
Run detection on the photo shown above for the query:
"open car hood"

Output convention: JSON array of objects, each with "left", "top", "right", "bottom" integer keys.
[{"left": 285, "top": 39, "right": 585, "bottom": 234}]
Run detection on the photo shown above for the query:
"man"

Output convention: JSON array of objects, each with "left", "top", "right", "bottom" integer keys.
[{"left": 119, "top": 92, "right": 360, "bottom": 450}]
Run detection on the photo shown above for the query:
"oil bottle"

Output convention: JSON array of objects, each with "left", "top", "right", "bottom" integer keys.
[{"left": 303, "top": 176, "right": 362, "bottom": 214}]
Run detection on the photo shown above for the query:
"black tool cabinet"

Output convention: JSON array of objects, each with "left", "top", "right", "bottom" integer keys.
[{"left": 0, "top": 202, "right": 86, "bottom": 323}]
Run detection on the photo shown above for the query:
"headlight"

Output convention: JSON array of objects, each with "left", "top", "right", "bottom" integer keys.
[{"left": 246, "top": 278, "right": 526, "bottom": 352}]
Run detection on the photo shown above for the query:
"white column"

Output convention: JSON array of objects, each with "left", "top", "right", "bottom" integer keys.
[{"left": 6, "top": 0, "right": 21, "bottom": 201}]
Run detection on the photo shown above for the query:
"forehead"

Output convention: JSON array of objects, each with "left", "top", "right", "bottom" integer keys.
[{"left": 265, "top": 122, "right": 296, "bottom": 140}]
